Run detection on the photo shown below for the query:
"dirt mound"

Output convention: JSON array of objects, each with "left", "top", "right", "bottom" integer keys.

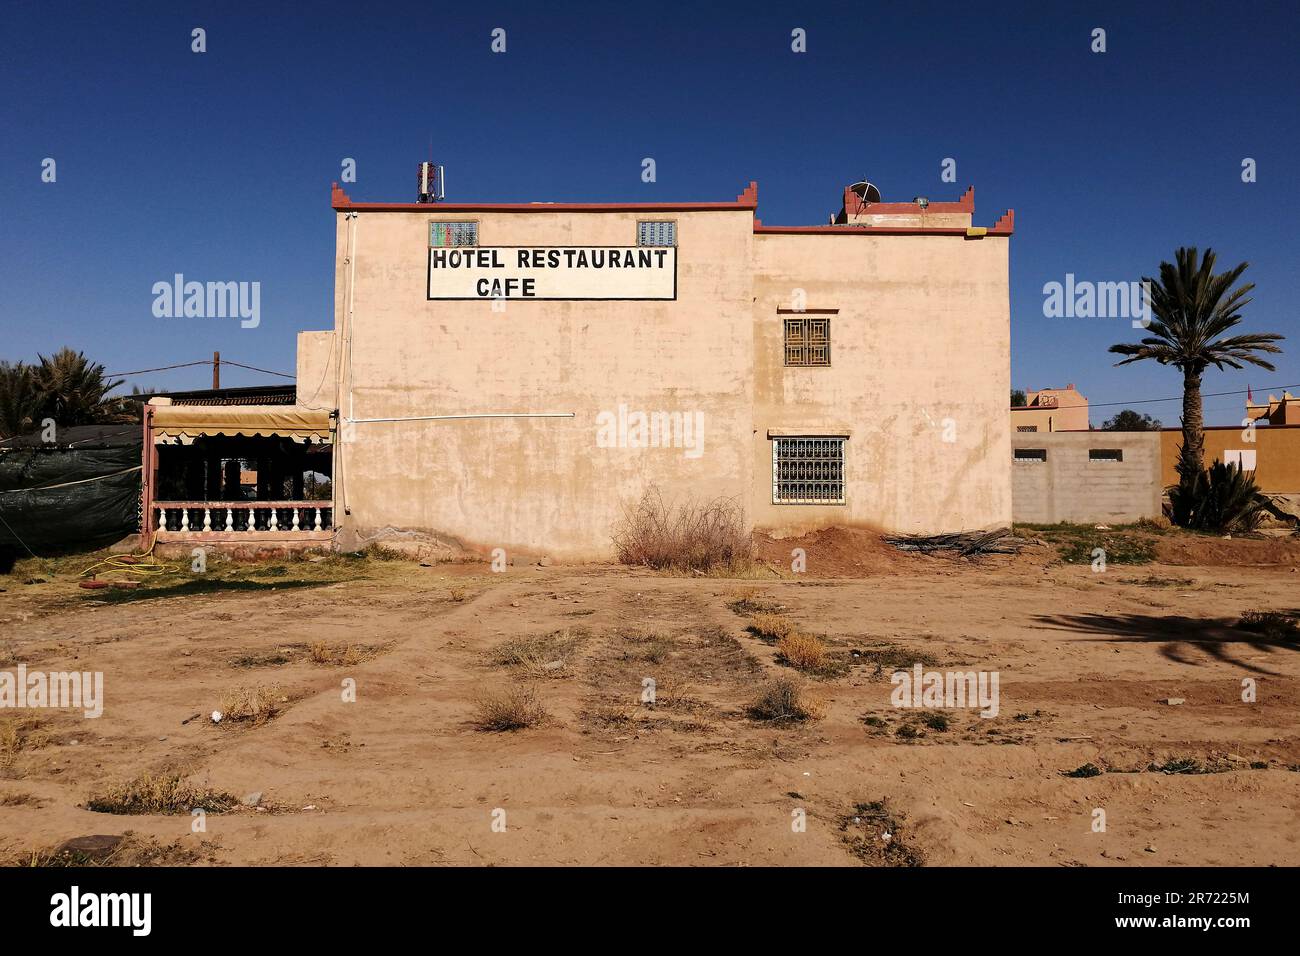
[
  {"left": 752, "top": 526, "right": 937, "bottom": 577},
  {"left": 1155, "top": 533, "right": 1300, "bottom": 567}
]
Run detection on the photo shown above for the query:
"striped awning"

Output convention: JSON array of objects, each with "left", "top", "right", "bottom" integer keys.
[{"left": 150, "top": 405, "right": 332, "bottom": 445}]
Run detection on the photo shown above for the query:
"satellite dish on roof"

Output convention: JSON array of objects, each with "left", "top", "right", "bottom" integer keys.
[{"left": 849, "top": 180, "right": 882, "bottom": 204}]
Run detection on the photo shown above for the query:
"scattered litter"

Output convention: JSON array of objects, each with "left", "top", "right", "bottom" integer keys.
[
  {"left": 241, "top": 791, "right": 263, "bottom": 807},
  {"left": 181, "top": 712, "right": 202, "bottom": 725},
  {"left": 1158, "top": 698, "right": 1185, "bottom": 706},
  {"left": 210, "top": 710, "right": 223, "bottom": 724}
]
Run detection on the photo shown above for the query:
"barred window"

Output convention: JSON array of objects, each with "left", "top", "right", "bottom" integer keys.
[
  {"left": 637, "top": 221, "right": 676, "bottom": 246},
  {"left": 1089, "top": 448, "right": 1123, "bottom": 462},
  {"left": 429, "top": 222, "right": 478, "bottom": 247},
  {"left": 1016, "top": 425, "right": 1038, "bottom": 432},
  {"left": 772, "top": 437, "right": 845, "bottom": 504},
  {"left": 784, "top": 317, "right": 830, "bottom": 366},
  {"left": 1014, "top": 448, "right": 1047, "bottom": 462}
]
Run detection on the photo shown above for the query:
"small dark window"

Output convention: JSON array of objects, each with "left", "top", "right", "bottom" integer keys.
[
  {"left": 1014, "top": 448, "right": 1047, "bottom": 461},
  {"left": 637, "top": 221, "right": 676, "bottom": 246},
  {"left": 429, "top": 222, "right": 478, "bottom": 247},
  {"left": 1089, "top": 448, "right": 1123, "bottom": 462},
  {"left": 784, "top": 317, "right": 830, "bottom": 366},
  {"left": 1016, "top": 425, "right": 1038, "bottom": 433}
]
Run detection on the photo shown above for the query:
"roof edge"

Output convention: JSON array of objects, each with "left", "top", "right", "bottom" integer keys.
[{"left": 330, "top": 181, "right": 759, "bottom": 213}]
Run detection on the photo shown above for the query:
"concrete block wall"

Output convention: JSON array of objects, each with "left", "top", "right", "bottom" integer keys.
[{"left": 1011, "top": 431, "right": 1161, "bottom": 524}]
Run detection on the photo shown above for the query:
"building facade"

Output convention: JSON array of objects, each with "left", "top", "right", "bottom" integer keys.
[
  {"left": 1011, "top": 384, "right": 1089, "bottom": 433},
  {"left": 172, "top": 177, "right": 1015, "bottom": 560}
]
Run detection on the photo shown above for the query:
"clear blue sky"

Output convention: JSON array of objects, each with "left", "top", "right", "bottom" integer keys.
[{"left": 4, "top": 0, "right": 1297, "bottom": 426}]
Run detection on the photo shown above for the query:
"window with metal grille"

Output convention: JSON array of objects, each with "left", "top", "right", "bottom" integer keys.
[
  {"left": 1016, "top": 425, "right": 1038, "bottom": 432},
  {"left": 772, "top": 437, "right": 846, "bottom": 504},
  {"left": 1089, "top": 448, "right": 1123, "bottom": 462},
  {"left": 637, "top": 221, "right": 676, "bottom": 246},
  {"left": 429, "top": 222, "right": 479, "bottom": 247},
  {"left": 784, "top": 316, "right": 831, "bottom": 366},
  {"left": 1014, "top": 448, "right": 1047, "bottom": 461}
]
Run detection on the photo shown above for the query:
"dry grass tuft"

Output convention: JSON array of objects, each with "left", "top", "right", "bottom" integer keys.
[
  {"left": 217, "top": 684, "right": 287, "bottom": 727},
  {"left": 726, "top": 589, "right": 782, "bottom": 615},
  {"left": 612, "top": 486, "right": 752, "bottom": 573},
  {"left": 473, "top": 687, "right": 549, "bottom": 732},
  {"left": 0, "top": 717, "right": 48, "bottom": 755},
  {"left": 777, "top": 631, "right": 830, "bottom": 671},
  {"left": 1238, "top": 610, "right": 1298, "bottom": 641},
  {"left": 747, "top": 676, "right": 823, "bottom": 722},
  {"left": 489, "top": 629, "right": 586, "bottom": 676},
  {"left": 747, "top": 612, "right": 798, "bottom": 642},
  {"left": 3, "top": 834, "right": 215, "bottom": 867},
  {"left": 0, "top": 791, "right": 44, "bottom": 807},
  {"left": 308, "top": 641, "right": 380, "bottom": 666},
  {"left": 448, "top": 587, "right": 467, "bottom": 602},
  {"left": 616, "top": 629, "right": 676, "bottom": 664},
  {"left": 86, "top": 770, "right": 237, "bottom": 815}
]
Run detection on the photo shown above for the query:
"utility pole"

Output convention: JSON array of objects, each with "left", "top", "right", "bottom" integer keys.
[{"left": 212, "top": 350, "right": 220, "bottom": 389}]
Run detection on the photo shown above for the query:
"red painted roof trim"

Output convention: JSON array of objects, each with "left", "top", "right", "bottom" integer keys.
[{"left": 331, "top": 181, "right": 759, "bottom": 213}]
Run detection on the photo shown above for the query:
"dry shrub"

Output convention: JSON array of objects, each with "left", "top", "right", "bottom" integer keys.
[
  {"left": 748, "top": 612, "right": 797, "bottom": 642},
  {"left": 612, "top": 486, "right": 751, "bottom": 573},
  {"left": 448, "top": 587, "right": 467, "bottom": 602},
  {"left": 0, "top": 717, "right": 48, "bottom": 756},
  {"left": 86, "top": 771, "right": 237, "bottom": 815},
  {"left": 490, "top": 629, "right": 586, "bottom": 676},
  {"left": 8, "top": 834, "right": 211, "bottom": 867},
  {"left": 473, "top": 687, "right": 549, "bottom": 732},
  {"left": 726, "top": 589, "right": 782, "bottom": 615},
  {"left": 616, "top": 628, "right": 676, "bottom": 664},
  {"left": 777, "top": 632, "right": 829, "bottom": 671},
  {"left": 218, "top": 685, "right": 286, "bottom": 727},
  {"left": 308, "top": 641, "right": 377, "bottom": 666},
  {"left": 584, "top": 701, "right": 636, "bottom": 728},
  {"left": 0, "top": 791, "right": 43, "bottom": 807},
  {"left": 747, "top": 676, "right": 822, "bottom": 722},
  {"left": 1238, "top": 610, "right": 1298, "bottom": 641}
]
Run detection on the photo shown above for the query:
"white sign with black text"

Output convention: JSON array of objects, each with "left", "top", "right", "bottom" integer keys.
[{"left": 427, "top": 246, "right": 677, "bottom": 300}]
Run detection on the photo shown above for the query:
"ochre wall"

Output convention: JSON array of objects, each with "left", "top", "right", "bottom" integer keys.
[{"left": 1159, "top": 426, "right": 1300, "bottom": 492}]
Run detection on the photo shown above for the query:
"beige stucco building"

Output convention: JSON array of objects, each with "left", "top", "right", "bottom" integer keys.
[
  {"left": 1011, "top": 384, "right": 1089, "bottom": 432},
  {"left": 149, "top": 176, "right": 1016, "bottom": 560}
]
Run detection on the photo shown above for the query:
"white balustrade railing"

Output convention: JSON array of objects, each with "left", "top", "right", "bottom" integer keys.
[{"left": 154, "top": 501, "right": 332, "bottom": 534}]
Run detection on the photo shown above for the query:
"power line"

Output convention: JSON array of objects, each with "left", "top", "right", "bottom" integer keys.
[
  {"left": 106, "top": 358, "right": 295, "bottom": 379},
  {"left": 104, "top": 360, "right": 211, "bottom": 377},
  {"left": 221, "top": 360, "right": 296, "bottom": 379}
]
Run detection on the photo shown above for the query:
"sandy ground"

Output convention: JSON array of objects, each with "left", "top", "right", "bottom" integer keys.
[{"left": 1, "top": 537, "right": 1298, "bottom": 867}]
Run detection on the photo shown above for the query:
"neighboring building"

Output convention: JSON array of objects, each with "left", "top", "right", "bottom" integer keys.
[
  {"left": 1246, "top": 390, "right": 1300, "bottom": 425},
  {"left": 142, "top": 173, "right": 1016, "bottom": 559},
  {"left": 1159, "top": 425, "right": 1300, "bottom": 493},
  {"left": 1011, "top": 431, "right": 1162, "bottom": 524},
  {"left": 1011, "top": 384, "right": 1088, "bottom": 432}
]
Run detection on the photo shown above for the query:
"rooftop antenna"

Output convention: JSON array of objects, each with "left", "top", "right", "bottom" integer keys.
[{"left": 417, "top": 157, "right": 445, "bottom": 203}]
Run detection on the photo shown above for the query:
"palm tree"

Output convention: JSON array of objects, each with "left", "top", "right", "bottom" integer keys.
[
  {"left": 31, "top": 348, "right": 126, "bottom": 427},
  {"left": 1109, "top": 247, "right": 1283, "bottom": 485},
  {"left": 0, "top": 361, "right": 41, "bottom": 438}
]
